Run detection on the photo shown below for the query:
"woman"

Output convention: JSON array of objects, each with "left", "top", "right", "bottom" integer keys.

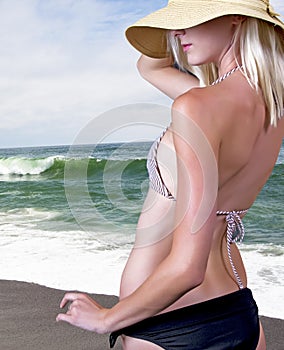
[{"left": 56, "top": 1, "right": 284, "bottom": 349}]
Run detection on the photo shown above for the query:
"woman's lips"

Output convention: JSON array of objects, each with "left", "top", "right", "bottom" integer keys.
[{"left": 182, "top": 44, "right": 192, "bottom": 52}]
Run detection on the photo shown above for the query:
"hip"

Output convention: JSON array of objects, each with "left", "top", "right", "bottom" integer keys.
[{"left": 111, "top": 288, "right": 260, "bottom": 349}]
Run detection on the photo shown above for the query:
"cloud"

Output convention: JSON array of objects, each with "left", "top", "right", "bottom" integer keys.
[
  {"left": 0, "top": 0, "right": 283, "bottom": 147},
  {"left": 0, "top": 0, "right": 169, "bottom": 147}
]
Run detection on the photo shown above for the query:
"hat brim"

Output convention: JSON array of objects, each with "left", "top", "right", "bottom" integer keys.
[{"left": 126, "top": 1, "right": 284, "bottom": 58}]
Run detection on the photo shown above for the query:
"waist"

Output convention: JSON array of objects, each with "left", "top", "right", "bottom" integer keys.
[{"left": 153, "top": 288, "right": 257, "bottom": 323}]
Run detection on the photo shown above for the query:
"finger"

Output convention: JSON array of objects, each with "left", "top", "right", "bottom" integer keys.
[
  {"left": 59, "top": 293, "right": 81, "bottom": 308},
  {"left": 56, "top": 313, "right": 73, "bottom": 324}
]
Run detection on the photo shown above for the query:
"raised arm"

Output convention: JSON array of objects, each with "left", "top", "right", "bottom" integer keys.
[{"left": 137, "top": 55, "right": 200, "bottom": 99}]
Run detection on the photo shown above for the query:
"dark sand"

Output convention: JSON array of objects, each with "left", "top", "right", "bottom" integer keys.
[{"left": 0, "top": 280, "right": 283, "bottom": 350}]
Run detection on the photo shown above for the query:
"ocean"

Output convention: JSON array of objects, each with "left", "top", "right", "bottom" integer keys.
[{"left": 0, "top": 140, "right": 283, "bottom": 319}]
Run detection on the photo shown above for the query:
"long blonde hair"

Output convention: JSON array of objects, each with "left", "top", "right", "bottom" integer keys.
[{"left": 168, "top": 17, "right": 284, "bottom": 126}]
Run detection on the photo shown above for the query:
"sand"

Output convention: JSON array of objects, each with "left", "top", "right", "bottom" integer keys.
[{"left": 0, "top": 280, "right": 282, "bottom": 350}]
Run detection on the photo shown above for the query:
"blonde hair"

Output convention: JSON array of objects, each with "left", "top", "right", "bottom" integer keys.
[{"left": 168, "top": 17, "right": 284, "bottom": 126}]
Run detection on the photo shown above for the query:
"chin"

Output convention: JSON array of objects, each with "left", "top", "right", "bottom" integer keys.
[{"left": 185, "top": 56, "right": 208, "bottom": 66}]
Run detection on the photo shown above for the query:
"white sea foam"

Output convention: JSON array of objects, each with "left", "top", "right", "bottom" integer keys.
[
  {"left": 0, "top": 224, "right": 127, "bottom": 295},
  {"left": 240, "top": 244, "right": 284, "bottom": 319},
  {"left": 0, "top": 156, "right": 57, "bottom": 175},
  {"left": 0, "top": 212, "right": 283, "bottom": 319}
]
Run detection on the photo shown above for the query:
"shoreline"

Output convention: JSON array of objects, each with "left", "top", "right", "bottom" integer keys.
[{"left": 0, "top": 280, "right": 283, "bottom": 350}]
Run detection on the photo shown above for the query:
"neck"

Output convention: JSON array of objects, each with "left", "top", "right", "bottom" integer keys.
[{"left": 211, "top": 65, "right": 242, "bottom": 86}]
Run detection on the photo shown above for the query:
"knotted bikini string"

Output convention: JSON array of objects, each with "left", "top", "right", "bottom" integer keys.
[{"left": 217, "top": 209, "right": 248, "bottom": 289}]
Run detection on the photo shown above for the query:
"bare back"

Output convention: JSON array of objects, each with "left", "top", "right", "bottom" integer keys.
[
  {"left": 215, "top": 76, "right": 284, "bottom": 211},
  {"left": 119, "top": 72, "right": 284, "bottom": 313}
]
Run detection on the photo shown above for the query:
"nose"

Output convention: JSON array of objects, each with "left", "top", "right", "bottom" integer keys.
[{"left": 171, "top": 29, "right": 186, "bottom": 37}]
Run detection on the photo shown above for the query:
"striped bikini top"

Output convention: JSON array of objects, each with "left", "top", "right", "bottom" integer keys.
[{"left": 146, "top": 129, "right": 248, "bottom": 290}]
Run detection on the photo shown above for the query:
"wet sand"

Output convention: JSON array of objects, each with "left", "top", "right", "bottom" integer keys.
[{"left": 0, "top": 280, "right": 282, "bottom": 349}]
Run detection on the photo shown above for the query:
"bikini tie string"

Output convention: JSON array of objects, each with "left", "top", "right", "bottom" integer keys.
[
  {"left": 225, "top": 210, "right": 247, "bottom": 244},
  {"left": 217, "top": 209, "right": 248, "bottom": 289}
]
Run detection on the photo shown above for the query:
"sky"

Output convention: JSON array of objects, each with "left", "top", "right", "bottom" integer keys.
[{"left": 0, "top": 0, "right": 283, "bottom": 148}]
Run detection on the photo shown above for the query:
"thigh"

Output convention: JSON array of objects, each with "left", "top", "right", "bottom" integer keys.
[
  {"left": 122, "top": 335, "right": 163, "bottom": 350},
  {"left": 256, "top": 321, "right": 266, "bottom": 350}
]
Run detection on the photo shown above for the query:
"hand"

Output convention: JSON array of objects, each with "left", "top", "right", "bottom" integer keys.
[{"left": 56, "top": 292, "right": 109, "bottom": 334}]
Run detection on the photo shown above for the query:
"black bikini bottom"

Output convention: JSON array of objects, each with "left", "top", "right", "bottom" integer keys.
[{"left": 109, "top": 288, "right": 259, "bottom": 349}]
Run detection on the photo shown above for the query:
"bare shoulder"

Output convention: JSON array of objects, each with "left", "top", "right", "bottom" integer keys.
[
  {"left": 172, "top": 80, "right": 264, "bottom": 139},
  {"left": 173, "top": 86, "right": 213, "bottom": 117},
  {"left": 171, "top": 86, "right": 224, "bottom": 143}
]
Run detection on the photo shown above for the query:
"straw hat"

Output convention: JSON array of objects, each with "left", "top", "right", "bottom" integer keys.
[{"left": 126, "top": 0, "right": 284, "bottom": 58}]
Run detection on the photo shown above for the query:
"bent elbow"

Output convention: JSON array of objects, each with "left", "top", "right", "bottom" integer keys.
[
  {"left": 175, "top": 263, "right": 206, "bottom": 292},
  {"left": 136, "top": 56, "right": 142, "bottom": 72},
  {"left": 136, "top": 57, "right": 149, "bottom": 79},
  {"left": 189, "top": 269, "right": 205, "bottom": 289},
  {"left": 193, "top": 271, "right": 205, "bottom": 288}
]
